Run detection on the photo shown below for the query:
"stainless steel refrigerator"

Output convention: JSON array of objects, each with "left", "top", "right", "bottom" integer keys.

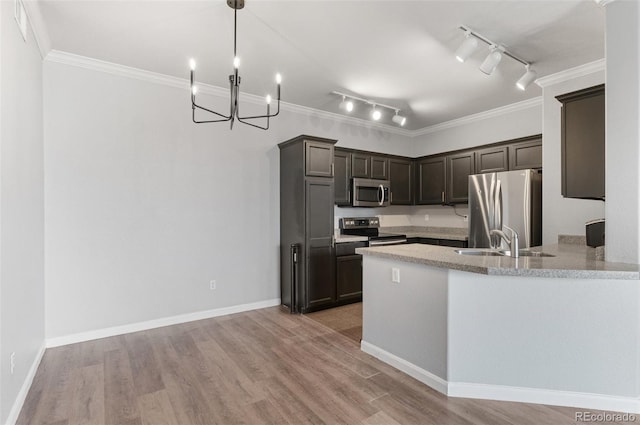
[{"left": 468, "top": 169, "right": 542, "bottom": 249}]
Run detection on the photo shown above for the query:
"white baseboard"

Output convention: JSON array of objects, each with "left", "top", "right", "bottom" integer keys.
[
  {"left": 448, "top": 382, "right": 640, "bottom": 414},
  {"left": 46, "top": 298, "right": 281, "bottom": 348},
  {"left": 360, "top": 340, "right": 640, "bottom": 414},
  {"left": 5, "top": 343, "right": 46, "bottom": 425},
  {"left": 360, "top": 340, "right": 448, "bottom": 395}
]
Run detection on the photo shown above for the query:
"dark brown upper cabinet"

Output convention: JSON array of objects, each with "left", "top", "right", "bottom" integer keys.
[
  {"left": 556, "top": 85, "right": 605, "bottom": 200},
  {"left": 333, "top": 148, "right": 352, "bottom": 206},
  {"left": 476, "top": 145, "right": 509, "bottom": 173},
  {"left": 447, "top": 151, "right": 475, "bottom": 204},
  {"left": 351, "top": 153, "right": 370, "bottom": 178},
  {"left": 388, "top": 158, "right": 413, "bottom": 205},
  {"left": 370, "top": 155, "right": 389, "bottom": 180},
  {"left": 416, "top": 156, "right": 447, "bottom": 205},
  {"left": 351, "top": 153, "right": 389, "bottom": 180},
  {"left": 305, "top": 140, "right": 335, "bottom": 177},
  {"left": 509, "top": 136, "right": 542, "bottom": 171}
]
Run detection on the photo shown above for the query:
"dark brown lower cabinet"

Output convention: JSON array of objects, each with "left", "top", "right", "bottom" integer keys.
[
  {"left": 336, "top": 254, "right": 363, "bottom": 302},
  {"left": 407, "top": 237, "right": 468, "bottom": 248}
]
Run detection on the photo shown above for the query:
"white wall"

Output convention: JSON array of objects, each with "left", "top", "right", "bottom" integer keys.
[
  {"left": 605, "top": 1, "right": 640, "bottom": 263},
  {"left": 43, "top": 57, "right": 414, "bottom": 340},
  {"left": 540, "top": 70, "right": 606, "bottom": 245},
  {"left": 0, "top": 2, "right": 45, "bottom": 423},
  {"left": 411, "top": 100, "right": 542, "bottom": 157}
]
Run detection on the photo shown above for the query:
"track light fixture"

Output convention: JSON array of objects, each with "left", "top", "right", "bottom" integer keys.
[
  {"left": 455, "top": 25, "right": 537, "bottom": 90},
  {"left": 189, "top": 0, "right": 281, "bottom": 130},
  {"left": 392, "top": 111, "right": 407, "bottom": 126},
  {"left": 331, "top": 91, "right": 407, "bottom": 127},
  {"left": 455, "top": 31, "right": 479, "bottom": 63},
  {"left": 371, "top": 106, "right": 382, "bottom": 121},
  {"left": 516, "top": 65, "right": 537, "bottom": 91},
  {"left": 479, "top": 46, "right": 503, "bottom": 75},
  {"left": 339, "top": 96, "right": 355, "bottom": 113}
]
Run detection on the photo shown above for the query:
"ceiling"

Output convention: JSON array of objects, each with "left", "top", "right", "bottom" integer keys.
[{"left": 36, "top": 0, "right": 605, "bottom": 131}]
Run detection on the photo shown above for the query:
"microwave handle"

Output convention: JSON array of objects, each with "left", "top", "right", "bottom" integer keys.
[{"left": 378, "top": 184, "right": 384, "bottom": 206}]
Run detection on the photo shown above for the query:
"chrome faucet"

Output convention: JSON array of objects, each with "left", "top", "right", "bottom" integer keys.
[{"left": 490, "top": 225, "right": 520, "bottom": 258}]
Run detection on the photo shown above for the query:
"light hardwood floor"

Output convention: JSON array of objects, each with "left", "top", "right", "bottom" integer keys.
[{"left": 18, "top": 306, "right": 623, "bottom": 424}]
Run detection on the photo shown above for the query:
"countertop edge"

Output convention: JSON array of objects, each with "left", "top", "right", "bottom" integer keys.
[{"left": 356, "top": 245, "right": 640, "bottom": 280}]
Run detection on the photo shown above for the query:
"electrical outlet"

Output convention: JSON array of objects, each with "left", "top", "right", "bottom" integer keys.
[
  {"left": 391, "top": 268, "right": 400, "bottom": 283},
  {"left": 210, "top": 280, "right": 216, "bottom": 290},
  {"left": 424, "top": 214, "right": 429, "bottom": 221},
  {"left": 10, "top": 352, "right": 15, "bottom": 375}
]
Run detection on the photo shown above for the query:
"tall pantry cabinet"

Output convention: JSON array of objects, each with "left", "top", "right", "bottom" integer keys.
[{"left": 279, "top": 135, "right": 336, "bottom": 313}]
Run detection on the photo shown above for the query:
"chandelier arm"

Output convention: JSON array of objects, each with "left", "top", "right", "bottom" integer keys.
[
  {"left": 192, "top": 102, "right": 232, "bottom": 119},
  {"left": 237, "top": 116, "right": 269, "bottom": 130}
]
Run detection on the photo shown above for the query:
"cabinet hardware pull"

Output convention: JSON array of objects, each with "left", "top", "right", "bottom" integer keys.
[
  {"left": 441, "top": 191, "right": 445, "bottom": 203},
  {"left": 331, "top": 163, "right": 334, "bottom": 177}
]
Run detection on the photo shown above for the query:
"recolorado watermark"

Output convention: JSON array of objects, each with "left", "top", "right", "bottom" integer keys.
[{"left": 575, "top": 411, "right": 637, "bottom": 422}]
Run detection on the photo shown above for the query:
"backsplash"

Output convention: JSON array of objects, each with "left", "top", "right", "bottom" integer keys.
[{"left": 334, "top": 204, "right": 469, "bottom": 230}]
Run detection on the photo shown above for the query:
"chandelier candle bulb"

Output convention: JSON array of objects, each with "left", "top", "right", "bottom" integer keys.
[
  {"left": 266, "top": 94, "right": 272, "bottom": 104},
  {"left": 276, "top": 73, "right": 282, "bottom": 84},
  {"left": 233, "top": 56, "right": 240, "bottom": 69},
  {"left": 189, "top": 58, "right": 196, "bottom": 71},
  {"left": 192, "top": 86, "right": 198, "bottom": 95}
]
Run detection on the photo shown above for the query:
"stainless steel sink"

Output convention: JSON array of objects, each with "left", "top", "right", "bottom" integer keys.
[
  {"left": 454, "top": 248, "right": 555, "bottom": 258},
  {"left": 505, "top": 250, "right": 555, "bottom": 258},
  {"left": 454, "top": 249, "right": 504, "bottom": 256}
]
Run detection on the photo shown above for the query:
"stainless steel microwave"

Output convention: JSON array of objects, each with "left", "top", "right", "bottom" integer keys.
[{"left": 352, "top": 178, "right": 390, "bottom": 207}]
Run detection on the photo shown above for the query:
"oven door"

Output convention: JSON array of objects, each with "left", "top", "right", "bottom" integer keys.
[
  {"left": 352, "top": 178, "right": 390, "bottom": 207},
  {"left": 368, "top": 237, "right": 407, "bottom": 247}
]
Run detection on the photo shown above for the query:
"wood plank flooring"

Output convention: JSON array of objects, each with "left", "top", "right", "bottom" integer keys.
[{"left": 18, "top": 306, "right": 624, "bottom": 424}]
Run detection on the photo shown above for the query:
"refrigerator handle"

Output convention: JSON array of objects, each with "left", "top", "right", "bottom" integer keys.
[{"left": 496, "top": 182, "right": 503, "bottom": 231}]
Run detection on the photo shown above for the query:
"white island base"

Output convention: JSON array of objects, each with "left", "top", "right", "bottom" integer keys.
[{"left": 361, "top": 254, "right": 640, "bottom": 414}]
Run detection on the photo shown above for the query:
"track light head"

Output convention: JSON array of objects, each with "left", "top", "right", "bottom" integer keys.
[
  {"left": 455, "top": 32, "right": 478, "bottom": 63},
  {"left": 479, "top": 46, "right": 503, "bottom": 75},
  {"left": 371, "top": 106, "right": 382, "bottom": 121},
  {"left": 516, "top": 66, "right": 537, "bottom": 90},
  {"left": 339, "top": 96, "right": 355, "bottom": 113},
  {"left": 392, "top": 111, "right": 407, "bottom": 126}
]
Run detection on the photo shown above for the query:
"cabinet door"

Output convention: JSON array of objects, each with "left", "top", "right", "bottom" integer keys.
[
  {"left": 389, "top": 158, "right": 413, "bottom": 205},
  {"left": 447, "top": 152, "right": 475, "bottom": 204},
  {"left": 351, "top": 153, "right": 370, "bottom": 178},
  {"left": 509, "top": 138, "right": 542, "bottom": 171},
  {"left": 476, "top": 146, "right": 508, "bottom": 173},
  {"left": 557, "top": 86, "right": 605, "bottom": 199},
  {"left": 417, "top": 156, "right": 446, "bottom": 204},
  {"left": 370, "top": 155, "right": 389, "bottom": 180},
  {"left": 336, "top": 254, "right": 362, "bottom": 302},
  {"left": 334, "top": 149, "right": 351, "bottom": 206},
  {"left": 305, "top": 141, "right": 334, "bottom": 177},
  {"left": 305, "top": 179, "right": 335, "bottom": 311}
]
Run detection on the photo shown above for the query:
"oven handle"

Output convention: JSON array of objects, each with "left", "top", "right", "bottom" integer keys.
[
  {"left": 378, "top": 184, "right": 384, "bottom": 206},
  {"left": 368, "top": 238, "right": 407, "bottom": 247}
]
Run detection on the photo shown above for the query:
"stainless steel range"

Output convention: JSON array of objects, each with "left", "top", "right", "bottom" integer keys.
[{"left": 339, "top": 217, "right": 407, "bottom": 246}]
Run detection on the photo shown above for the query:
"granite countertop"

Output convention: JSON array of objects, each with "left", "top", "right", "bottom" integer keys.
[
  {"left": 335, "top": 234, "right": 368, "bottom": 244},
  {"left": 381, "top": 226, "right": 468, "bottom": 241},
  {"left": 356, "top": 243, "right": 640, "bottom": 280}
]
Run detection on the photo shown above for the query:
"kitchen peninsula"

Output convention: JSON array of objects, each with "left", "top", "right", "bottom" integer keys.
[{"left": 357, "top": 242, "right": 640, "bottom": 413}]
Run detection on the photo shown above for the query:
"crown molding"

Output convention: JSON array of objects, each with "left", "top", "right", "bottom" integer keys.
[
  {"left": 535, "top": 59, "right": 606, "bottom": 88},
  {"left": 21, "top": 0, "right": 52, "bottom": 58},
  {"left": 412, "top": 97, "right": 542, "bottom": 137},
  {"left": 44, "top": 50, "right": 414, "bottom": 137}
]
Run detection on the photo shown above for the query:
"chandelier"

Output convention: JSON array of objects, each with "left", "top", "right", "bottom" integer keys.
[{"left": 189, "top": 0, "right": 281, "bottom": 130}]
